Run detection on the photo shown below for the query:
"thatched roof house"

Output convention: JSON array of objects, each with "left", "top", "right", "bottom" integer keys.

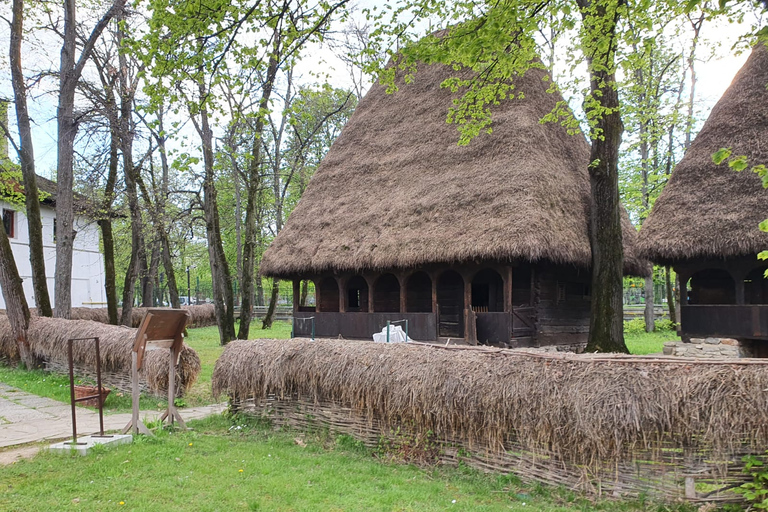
[
  {"left": 639, "top": 43, "right": 768, "bottom": 343},
  {"left": 263, "top": 58, "right": 646, "bottom": 347}
]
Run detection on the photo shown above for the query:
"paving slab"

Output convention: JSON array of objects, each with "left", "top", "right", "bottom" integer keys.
[{"left": 0, "top": 384, "right": 226, "bottom": 452}]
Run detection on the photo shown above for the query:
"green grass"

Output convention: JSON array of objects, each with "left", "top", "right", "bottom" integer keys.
[
  {"left": 625, "top": 329, "right": 680, "bottom": 355},
  {"left": 0, "top": 321, "right": 293, "bottom": 412},
  {"left": 0, "top": 365, "right": 168, "bottom": 414},
  {"left": 183, "top": 320, "right": 292, "bottom": 406},
  {"left": 0, "top": 414, "right": 694, "bottom": 512}
]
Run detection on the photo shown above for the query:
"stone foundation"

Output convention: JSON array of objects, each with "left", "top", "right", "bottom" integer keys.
[{"left": 663, "top": 337, "right": 747, "bottom": 358}]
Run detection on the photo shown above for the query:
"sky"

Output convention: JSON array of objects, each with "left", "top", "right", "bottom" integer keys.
[{"left": 0, "top": 2, "right": 763, "bottom": 179}]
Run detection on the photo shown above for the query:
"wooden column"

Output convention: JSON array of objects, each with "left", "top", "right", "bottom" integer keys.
[
  {"left": 292, "top": 279, "right": 301, "bottom": 313},
  {"left": 366, "top": 275, "right": 375, "bottom": 313},
  {"left": 504, "top": 266, "right": 513, "bottom": 313},
  {"left": 431, "top": 273, "right": 438, "bottom": 314},
  {"left": 314, "top": 279, "right": 322, "bottom": 312},
  {"left": 338, "top": 276, "right": 346, "bottom": 313},
  {"left": 677, "top": 270, "right": 690, "bottom": 306},
  {"left": 463, "top": 273, "right": 475, "bottom": 343},
  {"left": 399, "top": 273, "right": 408, "bottom": 313},
  {"left": 731, "top": 267, "right": 748, "bottom": 306}
]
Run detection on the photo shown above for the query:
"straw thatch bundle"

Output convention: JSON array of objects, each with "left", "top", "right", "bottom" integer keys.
[
  {"left": 213, "top": 339, "right": 768, "bottom": 466},
  {"left": 261, "top": 57, "right": 648, "bottom": 278},
  {"left": 0, "top": 316, "right": 200, "bottom": 396},
  {"left": 1, "top": 304, "right": 218, "bottom": 329},
  {"left": 639, "top": 43, "right": 768, "bottom": 263}
]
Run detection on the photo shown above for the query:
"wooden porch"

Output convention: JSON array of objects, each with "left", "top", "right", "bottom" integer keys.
[{"left": 681, "top": 305, "right": 768, "bottom": 340}]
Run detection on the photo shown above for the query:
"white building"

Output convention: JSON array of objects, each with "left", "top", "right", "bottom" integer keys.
[{"left": 0, "top": 174, "right": 106, "bottom": 310}]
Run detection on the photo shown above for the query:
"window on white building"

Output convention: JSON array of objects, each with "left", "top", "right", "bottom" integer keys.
[{"left": 2, "top": 209, "right": 15, "bottom": 238}]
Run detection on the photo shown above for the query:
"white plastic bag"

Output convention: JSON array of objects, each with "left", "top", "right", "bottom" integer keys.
[{"left": 372, "top": 324, "right": 411, "bottom": 343}]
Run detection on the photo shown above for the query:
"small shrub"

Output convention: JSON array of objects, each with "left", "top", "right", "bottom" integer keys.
[
  {"left": 654, "top": 319, "right": 677, "bottom": 332},
  {"left": 624, "top": 319, "right": 646, "bottom": 335},
  {"left": 736, "top": 454, "right": 768, "bottom": 509}
]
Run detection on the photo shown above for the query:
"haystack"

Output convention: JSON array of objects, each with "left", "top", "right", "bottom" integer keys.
[{"left": 0, "top": 316, "right": 200, "bottom": 396}]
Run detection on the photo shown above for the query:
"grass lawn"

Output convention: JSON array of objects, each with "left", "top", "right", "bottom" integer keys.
[
  {"left": 183, "top": 320, "right": 292, "bottom": 406},
  {"left": 625, "top": 329, "right": 679, "bottom": 355},
  {"left": 0, "top": 321, "right": 293, "bottom": 413},
  {"left": 0, "top": 414, "right": 694, "bottom": 512}
]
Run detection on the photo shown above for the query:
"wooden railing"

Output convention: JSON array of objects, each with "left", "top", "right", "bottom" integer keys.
[{"left": 681, "top": 305, "right": 768, "bottom": 340}]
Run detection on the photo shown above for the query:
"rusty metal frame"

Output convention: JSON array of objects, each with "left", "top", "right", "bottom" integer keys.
[{"left": 65, "top": 337, "right": 113, "bottom": 445}]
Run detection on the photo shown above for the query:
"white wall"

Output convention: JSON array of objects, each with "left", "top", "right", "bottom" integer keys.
[{"left": 0, "top": 199, "right": 106, "bottom": 310}]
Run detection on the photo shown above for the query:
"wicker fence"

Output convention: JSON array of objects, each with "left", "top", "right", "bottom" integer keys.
[{"left": 214, "top": 339, "right": 768, "bottom": 503}]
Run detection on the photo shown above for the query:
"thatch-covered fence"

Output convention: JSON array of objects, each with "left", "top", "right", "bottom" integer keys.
[
  {"left": 0, "top": 316, "right": 200, "bottom": 397},
  {"left": 69, "top": 305, "right": 218, "bottom": 328},
  {"left": 1, "top": 304, "right": 217, "bottom": 328},
  {"left": 212, "top": 339, "right": 768, "bottom": 501}
]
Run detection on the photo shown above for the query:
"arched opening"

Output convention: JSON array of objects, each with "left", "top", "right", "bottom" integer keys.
[
  {"left": 437, "top": 270, "right": 464, "bottom": 338},
  {"left": 745, "top": 266, "right": 768, "bottom": 305},
  {"left": 296, "top": 280, "right": 317, "bottom": 311},
  {"left": 688, "top": 269, "right": 736, "bottom": 305},
  {"left": 471, "top": 268, "right": 504, "bottom": 312},
  {"left": 317, "top": 277, "right": 339, "bottom": 312},
  {"left": 346, "top": 275, "right": 369, "bottom": 312},
  {"left": 406, "top": 272, "right": 432, "bottom": 312},
  {"left": 373, "top": 273, "right": 400, "bottom": 312}
]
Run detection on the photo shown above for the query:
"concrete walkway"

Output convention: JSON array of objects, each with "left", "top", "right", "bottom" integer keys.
[{"left": 0, "top": 382, "right": 226, "bottom": 464}]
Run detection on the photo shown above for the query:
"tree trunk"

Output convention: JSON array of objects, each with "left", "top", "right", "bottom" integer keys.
[
  {"left": 119, "top": 125, "right": 142, "bottom": 324},
  {"left": 256, "top": 274, "right": 265, "bottom": 306},
  {"left": 161, "top": 232, "right": 180, "bottom": 308},
  {"left": 0, "top": 222, "right": 32, "bottom": 367},
  {"left": 238, "top": 50, "right": 279, "bottom": 340},
  {"left": 99, "top": 113, "right": 120, "bottom": 325},
  {"left": 579, "top": 0, "right": 628, "bottom": 353},
  {"left": 55, "top": 12, "right": 78, "bottom": 318},
  {"left": 262, "top": 279, "right": 280, "bottom": 329},
  {"left": 10, "top": 0, "right": 52, "bottom": 317},
  {"left": 300, "top": 280, "right": 308, "bottom": 307},
  {"left": 665, "top": 266, "right": 676, "bottom": 328},
  {"left": 644, "top": 275, "right": 655, "bottom": 332},
  {"left": 55, "top": 0, "right": 125, "bottom": 319},
  {"left": 142, "top": 243, "right": 159, "bottom": 307},
  {"left": 195, "top": 79, "right": 235, "bottom": 344}
]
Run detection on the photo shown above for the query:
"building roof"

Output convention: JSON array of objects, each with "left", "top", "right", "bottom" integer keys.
[
  {"left": 0, "top": 169, "right": 88, "bottom": 211},
  {"left": 638, "top": 43, "right": 768, "bottom": 265},
  {"left": 261, "top": 60, "right": 648, "bottom": 278}
]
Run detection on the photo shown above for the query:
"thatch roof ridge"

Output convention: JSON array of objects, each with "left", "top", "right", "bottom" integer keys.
[
  {"left": 638, "top": 43, "right": 768, "bottom": 263},
  {"left": 262, "top": 59, "right": 647, "bottom": 276}
]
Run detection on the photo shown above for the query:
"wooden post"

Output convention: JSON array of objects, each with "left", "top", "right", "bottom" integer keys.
[
  {"left": 463, "top": 273, "right": 475, "bottom": 344},
  {"left": 314, "top": 278, "right": 323, "bottom": 312},
  {"left": 338, "top": 276, "right": 346, "bottom": 313},
  {"left": 431, "top": 273, "right": 438, "bottom": 314},
  {"left": 292, "top": 279, "right": 301, "bottom": 313},
  {"left": 731, "top": 266, "right": 748, "bottom": 306},
  {"left": 504, "top": 266, "right": 513, "bottom": 313},
  {"left": 367, "top": 275, "right": 375, "bottom": 313},
  {"left": 399, "top": 273, "right": 407, "bottom": 313}
]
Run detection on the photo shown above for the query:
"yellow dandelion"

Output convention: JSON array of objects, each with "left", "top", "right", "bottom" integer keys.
[
  {"left": 188, "top": 443, "right": 193, "bottom": 446},
  {"left": 119, "top": 501, "right": 125, "bottom": 505},
  {"left": 239, "top": 469, "right": 244, "bottom": 473}
]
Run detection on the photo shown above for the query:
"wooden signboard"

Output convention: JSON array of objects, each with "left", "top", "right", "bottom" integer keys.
[{"left": 124, "top": 309, "right": 190, "bottom": 435}]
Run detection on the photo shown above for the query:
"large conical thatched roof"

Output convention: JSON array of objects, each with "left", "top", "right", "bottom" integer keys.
[
  {"left": 261, "top": 60, "right": 647, "bottom": 277},
  {"left": 639, "top": 44, "right": 768, "bottom": 264}
]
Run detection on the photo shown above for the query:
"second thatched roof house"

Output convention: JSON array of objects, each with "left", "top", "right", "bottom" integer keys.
[
  {"left": 639, "top": 43, "right": 768, "bottom": 344},
  {"left": 261, "top": 58, "right": 646, "bottom": 347}
]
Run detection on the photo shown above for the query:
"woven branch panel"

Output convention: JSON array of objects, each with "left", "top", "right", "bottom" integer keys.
[{"left": 232, "top": 394, "right": 749, "bottom": 502}]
